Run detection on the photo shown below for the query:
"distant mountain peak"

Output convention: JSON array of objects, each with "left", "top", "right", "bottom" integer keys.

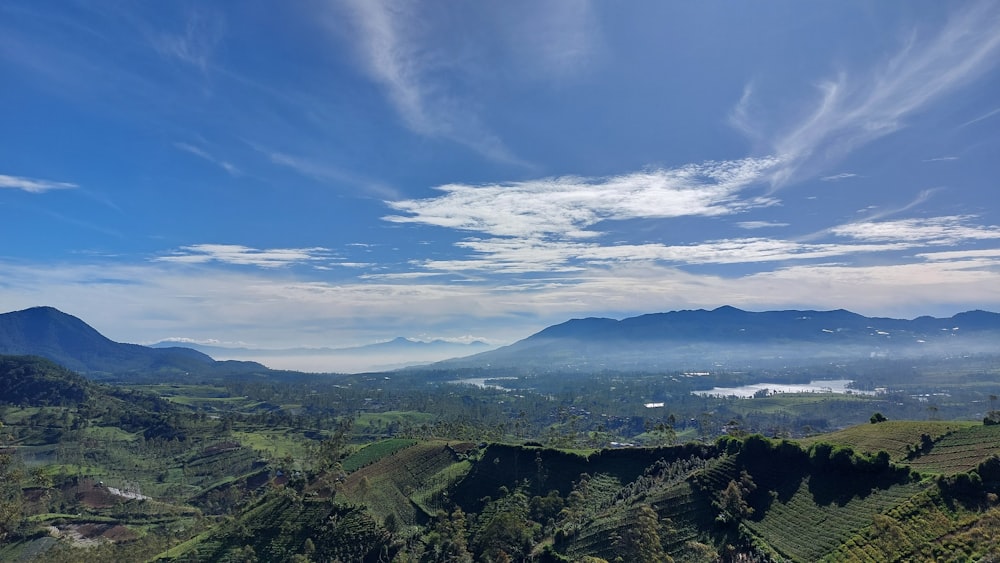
[{"left": 0, "top": 306, "right": 265, "bottom": 376}]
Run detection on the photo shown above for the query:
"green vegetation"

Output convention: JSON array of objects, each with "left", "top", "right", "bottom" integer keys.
[
  {"left": 4, "top": 351, "right": 1000, "bottom": 561},
  {"left": 341, "top": 437, "right": 418, "bottom": 473}
]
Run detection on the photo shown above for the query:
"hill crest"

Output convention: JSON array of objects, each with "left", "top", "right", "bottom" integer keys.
[{"left": 0, "top": 306, "right": 264, "bottom": 376}]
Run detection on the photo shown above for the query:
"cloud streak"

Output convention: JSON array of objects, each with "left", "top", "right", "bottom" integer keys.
[
  {"left": 174, "top": 142, "right": 240, "bottom": 175},
  {"left": 156, "top": 244, "right": 332, "bottom": 269},
  {"left": 0, "top": 174, "right": 78, "bottom": 193},
  {"left": 338, "top": 0, "right": 520, "bottom": 163},
  {"left": 832, "top": 216, "right": 1000, "bottom": 245},
  {"left": 742, "top": 2, "right": 1000, "bottom": 187}
]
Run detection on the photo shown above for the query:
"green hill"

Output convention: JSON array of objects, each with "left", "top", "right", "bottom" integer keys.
[{"left": 0, "top": 355, "right": 93, "bottom": 406}]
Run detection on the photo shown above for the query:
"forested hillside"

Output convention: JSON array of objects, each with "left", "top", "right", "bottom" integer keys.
[{"left": 3, "top": 346, "right": 1000, "bottom": 561}]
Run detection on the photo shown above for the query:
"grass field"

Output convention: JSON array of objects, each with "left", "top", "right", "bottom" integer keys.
[{"left": 231, "top": 427, "right": 313, "bottom": 461}]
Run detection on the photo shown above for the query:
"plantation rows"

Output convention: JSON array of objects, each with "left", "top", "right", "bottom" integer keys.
[
  {"left": 829, "top": 487, "right": 987, "bottom": 561},
  {"left": 341, "top": 442, "right": 465, "bottom": 526},
  {"left": 179, "top": 495, "right": 337, "bottom": 561},
  {"left": 745, "top": 479, "right": 927, "bottom": 561},
  {"left": 799, "top": 421, "right": 972, "bottom": 462},
  {"left": 341, "top": 438, "right": 418, "bottom": 473},
  {"left": 560, "top": 476, "right": 716, "bottom": 559},
  {"left": 906, "top": 425, "right": 1000, "bottom": 475}
]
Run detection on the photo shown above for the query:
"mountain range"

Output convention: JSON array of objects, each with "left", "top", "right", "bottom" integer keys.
[
  {"left": 151, "top": 335, "right": 490, "bottom": 358},
  {"left": 432, "top": 306, "right": 1000, "bottom": 372},
  {"left": 2, "top": 305, "right": 1000, "bottom": 376}
]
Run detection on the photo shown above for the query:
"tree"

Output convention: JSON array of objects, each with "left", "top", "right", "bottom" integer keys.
[
  {"left": 870, "top": 412, "right": 888, "bottom": 424},
  {"left": 0, "top": 422, "right": 25, "bottom": 542},
  {"left": 617, "top": 505, "right": 671, "bottom": 563},
  {"left": 717, "top": 470, "right": 756, "bottom": 524},
  {"left": 424, "top": 509, "right": 473, "bottom": 562}
]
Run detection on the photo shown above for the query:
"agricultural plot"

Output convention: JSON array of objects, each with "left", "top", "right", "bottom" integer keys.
[
  {"left": 339, "top": 440, "right": 472, "bottom": 528},
  {"left": 340, "top": 438, "right": 417, "bottom": 473},
  {"left": 829, "top": 487, "right": 995, "bottom": 561},
  {"left": 906, "top": 424, "right": 1000, "bottom": 475},
  {"left": 797, "top": 420, "right": 975, "bottom": 462},
  {"left": 742, "top": 476, "right": 925, "bottom": 562},
  {"left": 559, "top": 459, "right": 720, "bottom": 559},
  {"left": 231, "top": 427, "right": 315, "bottom": 461}
]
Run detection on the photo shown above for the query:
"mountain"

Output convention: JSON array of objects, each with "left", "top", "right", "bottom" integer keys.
[
  {"left": 151, "top": 336, "right": 493, "bottom": 373},
  {"left": 0, "top": 306, "right": 267, "bottom": 376},
  {"left": 434, "top": 306, "right": 1000, "bottom": 372},
  {"left": 152, "top": 336, "right": 490, "bottom": 357}
]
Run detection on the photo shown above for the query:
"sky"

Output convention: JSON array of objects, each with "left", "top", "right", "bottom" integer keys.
[{"left": 2, "top": 1, "right": 1000, "bottom": 368}]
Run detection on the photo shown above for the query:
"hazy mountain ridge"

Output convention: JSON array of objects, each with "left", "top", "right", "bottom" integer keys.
[
  {"left": 151, "top": 335, "right": 491, "bottom": 357},
  {"left": 0, "top": 306, "right": 267, "bottom": 376},
  {"left": 437, "top": 306, "right": 1000, "bottom": 372}
]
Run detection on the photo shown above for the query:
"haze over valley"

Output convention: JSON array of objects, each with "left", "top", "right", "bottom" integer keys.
[{"left": 3, "top": 1, "right": 1000, "bottom": 561}]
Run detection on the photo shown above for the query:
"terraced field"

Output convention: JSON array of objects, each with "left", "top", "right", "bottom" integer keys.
[
  {"left": 559, "top": 460, "right": 721, "bottom": 559},
  {"left": 797, "top": 421, "right": 975, "bottom": 462},
  {"left": 341, "top": 438, "right": 417, "bottom": 473},
  {"left": 745, "top": 478, "right": 928, "bottom": 561},
  {"left": 829, "top": 487, "right": 994, "bottom": 561},
  {"left": 339, "top": 440, "right": 473, "bottom": 528},
  {"left": 906, "top": 424, "right": 1000, "bottom": 475}
]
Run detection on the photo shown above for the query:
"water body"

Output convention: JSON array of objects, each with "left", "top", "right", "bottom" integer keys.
[
  {"left": 449, "top": 377, "right": 519, "bottom": 390},
  {"left": 691, "top": 379, "right": 873, "bottom": 399}
]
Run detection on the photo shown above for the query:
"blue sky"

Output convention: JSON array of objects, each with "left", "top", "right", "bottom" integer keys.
[{"left": 2, "top": 1, "right": 1000, "bottom": 357}]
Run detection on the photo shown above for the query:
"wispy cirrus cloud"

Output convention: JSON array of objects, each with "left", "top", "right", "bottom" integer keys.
[
  {"left": 147, "top": 9, "right": 225, "bottom": 71},
  {"left": 820, "top": 173, "right": 858, "bottom": 182},
  {"left": 737, "top": 221, "right": 789, "bottom": 230},
  {"left": 156, "top": 244, "right": 332, "bottom": 268},
  {"left": 736, "top": 2, "right": 1000, "bottom": 187},
  {"left": 0, "top": 173, "right": 78, "bottom": 193},
  {"left": 335, "top": 1, "right": 528, "bottom": 164},
  {"left": 174, "top": 142, "right": 240, "bottom": 175},
  {"left": 831, "top": 216, "right": 1000, "bottom": 245},
  {"left": 414, "top": 236, "right": 911, "bottom": 274},
  {"left": 960, "top": 107, "right": 1000, "bottom": 128}
]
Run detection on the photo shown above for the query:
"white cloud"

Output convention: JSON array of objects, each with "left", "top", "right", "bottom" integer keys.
[
  {"left": 385, "top": 157, "right": 780, "bottom": 240},
  {"left": 832, "top": 216, "right": 1000, "bottom": 244},
  {"left": 5, "top": 253, "right": 1000, "bottom": 357},
  {"left": 820, "top": 173, "right": 858, "bottom": 182},
  {"left": 741, "top": 2, "right": 1000, "bottom": 187},
  {"left": 918, "top": 248, "right": 1000, "bottom": 261},
  {"left": 737, "top": 221, "right": 789, "bottom": 229},
  {"left": 415, "top": 236, "right": 911, "bottom": 274},
  {"left": 156, "top": 244, "right": 332, "bottom": 268},
  {"left": 0, "top": 173, "right": 78, "bottom": 193}
]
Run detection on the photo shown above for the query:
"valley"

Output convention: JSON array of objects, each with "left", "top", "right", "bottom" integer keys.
[{"left": 2, "top": 307, "right": 1000, "bottom": 561}]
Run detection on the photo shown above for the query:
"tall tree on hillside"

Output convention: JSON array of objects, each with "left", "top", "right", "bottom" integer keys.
[
  {"left": 616, "top": 505, "right": 671, "bottom": 563},
  {"left": 0, "top": 422, "right": 25, "bottom": 542}
]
